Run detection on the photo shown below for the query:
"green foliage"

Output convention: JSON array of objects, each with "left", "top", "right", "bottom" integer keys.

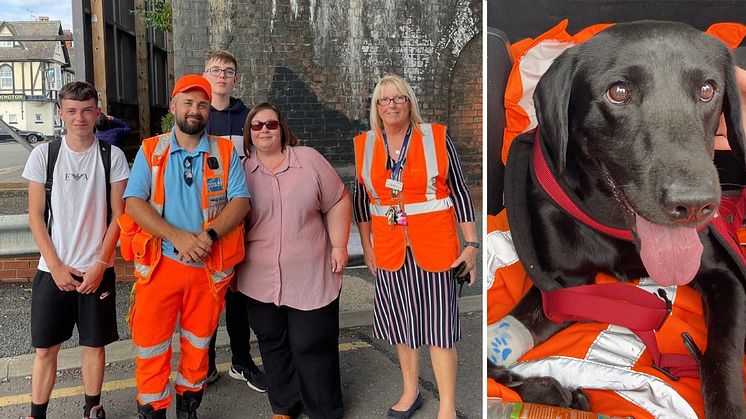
[
  {"left": 160, "top": 112, "right": 174, "bottom": 134},
  {"left": 132, "top": 0, "right": 173, "bottom": 33}
]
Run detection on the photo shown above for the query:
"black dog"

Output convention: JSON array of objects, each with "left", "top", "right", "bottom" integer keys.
[{"left": 492, "top": 21, "right": 746, "bottom": 418}]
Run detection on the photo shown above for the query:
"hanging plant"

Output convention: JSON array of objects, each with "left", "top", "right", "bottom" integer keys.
[{"left": 133, "top": 0, "right": 173, "bottom": 33}]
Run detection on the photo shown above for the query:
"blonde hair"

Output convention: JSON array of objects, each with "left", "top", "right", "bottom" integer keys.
[{"left": 369, "top": 74, "right": 424, "bottom": 133}]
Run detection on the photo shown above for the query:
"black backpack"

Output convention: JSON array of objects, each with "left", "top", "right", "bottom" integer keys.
[{"left": 44, "top": 140, "right": 112, "bottom": 234}]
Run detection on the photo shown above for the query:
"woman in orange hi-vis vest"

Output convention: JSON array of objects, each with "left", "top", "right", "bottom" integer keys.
[{"left": 353, "top": 74, "right": 478, "bottom": 419}]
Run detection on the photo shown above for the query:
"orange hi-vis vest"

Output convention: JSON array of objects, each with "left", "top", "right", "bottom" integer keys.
[
  {"left": 487, "top": 211, "right": 746, "bottom": 419},
  {"left": 354, "top": 123, "right": 459, "bottom": 272},
  {"left": 487, "top": 21, "right": 746, "bottom": 418},
  {"left": 498, "top": 20, "right": 746, "bottom": 167},
  {"left": 118, "top": 134, "right": 245, "bottom": 296}
]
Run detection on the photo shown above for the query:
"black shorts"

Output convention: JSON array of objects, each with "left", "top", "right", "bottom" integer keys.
[{"left": 31, "top": 267, "right": 119, "bottom": 348}]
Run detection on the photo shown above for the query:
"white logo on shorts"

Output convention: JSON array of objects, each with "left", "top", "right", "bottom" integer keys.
[{"left": 99, "top": 292, "right": 110, "bottom": 300}]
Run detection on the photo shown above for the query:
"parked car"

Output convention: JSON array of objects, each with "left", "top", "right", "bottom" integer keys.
[{"left": 0, "top": 126, "right": 47, "bottom": 143}]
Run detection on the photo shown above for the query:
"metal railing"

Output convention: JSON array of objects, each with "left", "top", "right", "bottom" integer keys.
[{"left": 0, "top": 215, "right": 37, "bottom": 256}]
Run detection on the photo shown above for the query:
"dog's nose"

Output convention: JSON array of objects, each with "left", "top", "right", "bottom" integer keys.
[{"left": 663, "top": 184, "right": 719, "bottom": 224}]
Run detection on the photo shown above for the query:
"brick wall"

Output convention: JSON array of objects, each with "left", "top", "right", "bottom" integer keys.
[
  {"left": 172, "top": 0, "right": 482, "bottom": 185},
  {"left": 0, "top": 255, "right": 135, "bottom": 283}
]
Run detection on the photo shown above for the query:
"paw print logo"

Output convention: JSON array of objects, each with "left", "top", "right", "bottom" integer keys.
[{"left": 489, "top": 321, "right": 514, "bottom": 366}]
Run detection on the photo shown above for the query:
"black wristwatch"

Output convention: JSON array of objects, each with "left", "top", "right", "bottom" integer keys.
[
  {"left": 463, "top": 241, "right": 480, "bottom": 249},
  {"left": 205, "top": 228, "right": 218, "bottom": 242}
]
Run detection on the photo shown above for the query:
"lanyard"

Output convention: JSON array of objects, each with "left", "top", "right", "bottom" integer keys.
[{"left": 383, "top": 126, "right": 413, "bottom": 181}]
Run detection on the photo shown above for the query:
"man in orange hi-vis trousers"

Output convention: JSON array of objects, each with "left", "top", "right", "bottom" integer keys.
[{"left": 120, "top": 74, "right": 251, "bottom": 419}]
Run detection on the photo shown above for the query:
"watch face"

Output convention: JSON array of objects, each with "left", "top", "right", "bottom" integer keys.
[{"left": 207, "top": 229, "right": 218, "bottom": 241}]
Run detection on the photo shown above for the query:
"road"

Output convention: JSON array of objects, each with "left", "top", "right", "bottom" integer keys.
[
  {"left": 0, "top": 141, "right": 37, "bottom": 185},
  {"left": 0, "top": 298, "right": 483, "bottom": 418}
]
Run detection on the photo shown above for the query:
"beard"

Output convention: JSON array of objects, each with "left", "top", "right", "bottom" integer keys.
[{"left": 176, "top": 113, "right": 207, "bottom": 135}]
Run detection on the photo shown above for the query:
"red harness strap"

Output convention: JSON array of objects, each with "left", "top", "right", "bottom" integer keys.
[{"left": 541, "top": 284, "right": 700, "bottom": 379}]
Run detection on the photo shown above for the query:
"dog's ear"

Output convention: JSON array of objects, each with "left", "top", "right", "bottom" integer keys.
[
  {"left": 723, "top": 59, "right": 746, "bottom": 169},
  {"left": 533, "top": 48, "right": 577, "bottom": 174}
]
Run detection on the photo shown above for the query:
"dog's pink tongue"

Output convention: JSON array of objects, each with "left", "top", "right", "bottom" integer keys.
[{"left": 635, "top": 215, "right": 703, "bottom": 286}]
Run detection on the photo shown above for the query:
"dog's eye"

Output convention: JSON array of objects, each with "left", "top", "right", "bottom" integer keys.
[
  {"left": 606, "top": 83, "right": 629, "bottom": 104},
  {"left": 700, "top": 81, "right": 715, "bottom": 102}
]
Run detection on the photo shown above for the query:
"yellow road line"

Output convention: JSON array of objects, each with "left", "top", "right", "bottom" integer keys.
[{"left": 0, "top": 341, "right": 371, "bottom": 407}]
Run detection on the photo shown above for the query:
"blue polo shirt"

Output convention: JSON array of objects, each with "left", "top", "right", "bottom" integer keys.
[{"left": 124, "top": 129, "right": 250, "bottom": 264}]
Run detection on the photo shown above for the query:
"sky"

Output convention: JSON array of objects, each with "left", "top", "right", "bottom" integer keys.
[{"left": 4, "top": 0, "right": 73, "bottom": 31}]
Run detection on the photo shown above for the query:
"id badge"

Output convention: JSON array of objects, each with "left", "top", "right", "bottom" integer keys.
[{"left": 385, "top": 179, "right": 404, "bottom": 192}]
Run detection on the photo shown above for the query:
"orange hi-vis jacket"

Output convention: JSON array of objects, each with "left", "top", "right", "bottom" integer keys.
[
  {"left": 118, "top": 133, "right": 245, "bottom": 297},
  {"left": 487, "top": 211, "right": 746, "bottom": 419},
  {"left": 354, "top": 123, "right": 459, "bottom": 272},
  {"left": 487, "top": 21, "right": 746, "bottom": 418}
]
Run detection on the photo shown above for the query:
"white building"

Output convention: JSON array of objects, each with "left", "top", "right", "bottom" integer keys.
[{"left": 0, "top": 19, "right": 74, "bottom": 138}]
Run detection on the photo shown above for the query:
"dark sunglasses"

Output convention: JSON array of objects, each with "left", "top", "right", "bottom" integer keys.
[
  {"left": 183, "top": 156, "right": 194, "bottom": 186},
  {"left": 250, "top": 120, "right": 280, "bottom": 131}
]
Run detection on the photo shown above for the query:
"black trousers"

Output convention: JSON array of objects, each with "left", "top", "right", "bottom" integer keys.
[
  {"left": 245, "top": 295, "right": 343, "bottom": 419},
  {"left": 209, "top": 288, "right": 254, "bottom": 369}
]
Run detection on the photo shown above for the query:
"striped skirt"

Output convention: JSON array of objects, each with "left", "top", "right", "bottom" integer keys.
[{"left": 373, "top": 247, "right": 461, "bottom": 349}]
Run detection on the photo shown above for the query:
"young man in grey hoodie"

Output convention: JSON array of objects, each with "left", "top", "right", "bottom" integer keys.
[{"left": 202, "top": 50, "right": 267, "bottom": 393}]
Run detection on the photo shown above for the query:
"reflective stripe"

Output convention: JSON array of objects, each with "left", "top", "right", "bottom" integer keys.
[
  {"left": 180, "top": 329, "right": 211, "bottom": 350},
  {"left": 509, "top": 278, "right": 690, "bottom": 418},
  {"left": 154, "top": 134, "right": 170, "bottom": 155},
  {"left": 134, "top": 261, "right": 150, "bottom": 277},
  {"left": 211, "top": 268, "right": 233, "bottom": 285},
  {"left": 135, "top": 338, "right": 171, "bottom": 359},
  {"left": 369, "top": 197, "right": 453, "bottom": 217},
  {"left": 149, "top": 165, "right": 161, "bottom": 213},
  {"left": 419, "top": 123, "right": 439, "bottom": 200},
  {"left": 139, "top": 387, "right": 170, "bottom": 404},
  {"left": 361, "top": 131, "right": 380, "bottom": 206},
  {"left": 510, "top": 357, "right": 697, "bottom": 419},
  {"left": 175, "top": 372, "right": 205, "bottom": 390},
  {"left": 585, "top": 325, "right": 645, "bottom": 367},
  {"left": 516, "top": 39, "right": 574, "bottom": 135},
  {"left": 485, "top": 230, "right": 519, "bottom": 290},
  {"left": 149, "top": 135, "right": 170, "bottom": 216}
]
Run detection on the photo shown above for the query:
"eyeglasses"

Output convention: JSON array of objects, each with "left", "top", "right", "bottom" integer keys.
[
  {"left": 206, "top": 67, "right": 237, "bottom": 78},
  {"left": 376, "top": 95, "right": 409, "bottom": 106},
  {"left": 183, "top": 156, "right": 194, "bottom": 186},
  {"left": 250, "top": 120, "right": 280, "bottom": 131}
]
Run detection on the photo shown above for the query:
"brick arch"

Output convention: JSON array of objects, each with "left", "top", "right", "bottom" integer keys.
[{"left": 446, "top": 33, "right": 482, "bottom": 187}]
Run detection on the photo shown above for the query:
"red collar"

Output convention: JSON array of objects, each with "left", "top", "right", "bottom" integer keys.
[{"left": 532, "top": 135, "right": 636, "bottom": 241}]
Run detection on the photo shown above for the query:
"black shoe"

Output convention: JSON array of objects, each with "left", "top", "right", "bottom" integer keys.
[
  {"left": 137, "top": 403, "right": 166, "bottom": 419},
  {"left": 387, "top": 393, "right": 423, "bottom": 418},
  {"left": 229, "top": 363, "right": 268, "bottom": 393},
  {"left": 176, "top": 390, "right": 203, "bottom": 419},
  {"left": 205, "top": 366, "right": 219, "bottom": 384}
]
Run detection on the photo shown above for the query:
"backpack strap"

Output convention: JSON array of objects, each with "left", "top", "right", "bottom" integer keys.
[
  {"left": 100, "top": 142, "right": 112, "bottom": 225},
  {"left": 44, "top": 140, "right": 62, "bottom": 235},
  {"left": 44, "top": 140, "right": 113, "bottom": 236}
]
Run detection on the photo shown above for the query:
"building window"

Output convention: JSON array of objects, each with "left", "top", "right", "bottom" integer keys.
[
  {"left": 0, "top": 40, "right": 12, "bottom": 48},
  {"left": 0, "top": 65, "right": 12, "bottom": 90},
  {"left": 8, "top": 114, "right": 17, "bottom": 124},
  {"left": 35, "top": 114, "right": 43, "bottom": 123}
]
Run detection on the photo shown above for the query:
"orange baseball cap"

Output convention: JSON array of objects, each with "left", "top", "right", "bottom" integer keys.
[{"left": 172, "top": 74, "right": 212, "bottom": 100}]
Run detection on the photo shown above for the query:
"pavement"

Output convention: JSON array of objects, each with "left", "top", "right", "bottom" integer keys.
[{"left": 0, "top": 151, "right": 486, "bottom": 418}]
